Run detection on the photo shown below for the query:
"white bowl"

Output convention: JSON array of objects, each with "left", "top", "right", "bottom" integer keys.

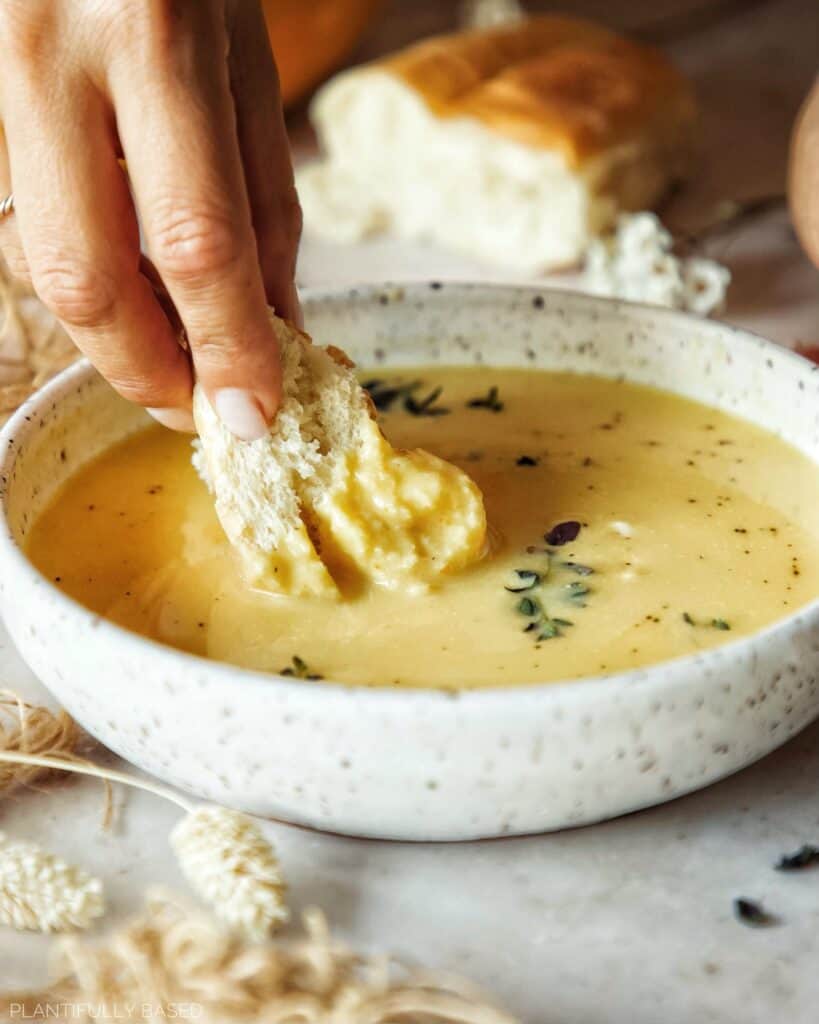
[{"left": 2, "top": 284, "right": 819, "bottom": 841}]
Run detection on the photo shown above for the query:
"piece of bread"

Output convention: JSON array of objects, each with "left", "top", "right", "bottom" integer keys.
[
  {"left": 192, "top": 314, "right": 487, "bottom": 599},
  {"left": 296, "top": 15, "right": 697, "bottom": 272}
]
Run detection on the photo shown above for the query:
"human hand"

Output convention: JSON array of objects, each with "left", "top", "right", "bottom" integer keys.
[
  {"left": 0, "top": 0, "right": 301, "bottom": 440},
  {"left": 790, "top": 78, "right": 819, "bottom": 275}
]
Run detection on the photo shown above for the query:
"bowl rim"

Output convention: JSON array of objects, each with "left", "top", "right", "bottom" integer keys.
[{"left": 2, "top": 280, "right": 819, "bottom": 707}]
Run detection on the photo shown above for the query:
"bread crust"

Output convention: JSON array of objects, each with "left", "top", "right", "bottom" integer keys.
[{"left": 379, "top": 15, "right": 697, "bottom": 170}]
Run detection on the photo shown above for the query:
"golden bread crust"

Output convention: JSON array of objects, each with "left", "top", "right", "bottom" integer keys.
[
  {"left": 381, "top": 15, "right": 697, "bottom": 168},
  {"left": 325, "top": 344, "right": 356, "bottom": 369}
]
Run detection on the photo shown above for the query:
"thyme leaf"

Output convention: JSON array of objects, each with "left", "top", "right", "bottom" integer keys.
[
  {"left": 563, "top": 562, "right": 594, "bottom": 576},
  {"left": 504, "top": 569, "right": 542, "bottom": 593},
  {"left": 467, "top": 385, "right": 504, "bottom": 412},
  {"left": 516, "top": 455, "right": 538, "bottom": 467},
  {"left": 711, "top": 618, "right": 731, "bottom": 631},
  {"left": 564, "top": 581, "right": 591, "bottom": 606},
  {"left": 405, "top": 386, "right": 450, "bottom": 417},
  {"left": 517, "top": 596, "right": 542, "bottom": 617},
  {"left": 536, "top": 615, "right": 574, "bottom": 641}
]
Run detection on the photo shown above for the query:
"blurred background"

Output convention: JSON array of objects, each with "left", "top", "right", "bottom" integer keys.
[
  {"left": 268, "top": 0, "right": 814, "bottom": 215},
  {"left": 264, "top": 0, "right": 818, "bottom": 349},
  {"left": 267, "top": 0, "right": 797, "bottom": 110},
  {"left": 17, "top": 0, "right": 812, "bottom": 426}
]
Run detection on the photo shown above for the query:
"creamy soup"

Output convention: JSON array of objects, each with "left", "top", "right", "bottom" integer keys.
[{"left": 27, "top": 368, "right": 819, "bottom": 689}]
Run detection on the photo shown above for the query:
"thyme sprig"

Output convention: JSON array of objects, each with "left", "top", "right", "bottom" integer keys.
[{"left": 508, "top": 531, "right": 595, "bottom": 645}]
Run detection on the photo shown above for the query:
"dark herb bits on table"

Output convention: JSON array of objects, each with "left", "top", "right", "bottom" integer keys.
[
  {"left": 733, "top": 898, "right": 779, "bottom": 928},
  {"left": 776, "top": 844, "right": 819, "bottom": 871}
]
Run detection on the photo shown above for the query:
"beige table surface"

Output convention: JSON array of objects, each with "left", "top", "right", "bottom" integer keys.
[{"left": 2, "top": 1, "right": 819, "bottom": 1020}]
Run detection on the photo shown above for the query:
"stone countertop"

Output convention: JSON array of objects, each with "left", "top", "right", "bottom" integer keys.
[{"left": 2, "top": 0, "right": 819, "bottom": 1019}]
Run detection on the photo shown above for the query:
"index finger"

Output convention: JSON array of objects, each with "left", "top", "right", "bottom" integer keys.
[
  {"left": 107, "top": 3, "right": 283, "bottom": 441},
  {"left": 790, "top": 80, "right": 819, "bottom": 269}
]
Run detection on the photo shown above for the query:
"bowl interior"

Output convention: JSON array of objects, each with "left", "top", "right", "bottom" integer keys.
[
  {"left": 2, "top": 370, "right": 147, "bottom": 549},
  {"left": 305, "top": 283, "right": 819, "bottom": 456},
  {"left": 4, "top": 282, "right": 819, "bottom": 567}
]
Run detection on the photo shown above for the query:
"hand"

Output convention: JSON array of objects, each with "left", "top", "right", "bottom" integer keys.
[
  {"left": 790, "top": 78, "right": 819, "bottom": 274},
  {"left": 0, "top": 0, "right": 302, "bottom": 440}
]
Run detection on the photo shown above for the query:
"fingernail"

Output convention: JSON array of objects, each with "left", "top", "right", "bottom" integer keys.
[
  {"left": 212, "top": 387, "right": 270, "bottom": 441},
  {"left": 146, "top": 407, "right": 195, "bottom": 433}
]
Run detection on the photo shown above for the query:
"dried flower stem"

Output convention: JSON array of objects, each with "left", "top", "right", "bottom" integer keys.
[
  {"left": 0, "top": 256, "right": 77, "bottom": 425},
  {"left": 0, "top": 750, "right": 193, "bottom": 811},
  {"left": 0, "top": 691, "right": 115, "bottom": 827},
  {"left": 0, "top": 690, "right": 80, "bottom": 793},
  {"left": 0, "top": 751, "right": 288, "bottom": 936},
  {"left": 171, "top": 805, "right": 289, "bottom": 938}
]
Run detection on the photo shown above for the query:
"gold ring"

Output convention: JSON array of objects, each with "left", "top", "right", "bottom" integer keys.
[{"left": 0, "top": 193, "right": 15, "bottom": 218}]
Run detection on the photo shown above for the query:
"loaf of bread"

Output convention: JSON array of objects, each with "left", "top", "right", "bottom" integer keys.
[
  {"left": 297, "top": 15, "right": 697, "bottom": 271},
  {"left": 192, "top": 314, "right": 487, "bottom": 598}
]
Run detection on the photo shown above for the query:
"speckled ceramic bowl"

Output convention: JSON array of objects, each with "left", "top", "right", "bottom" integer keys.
[{"left": 2, "top": 284, "right": 819, "bottom": 841}]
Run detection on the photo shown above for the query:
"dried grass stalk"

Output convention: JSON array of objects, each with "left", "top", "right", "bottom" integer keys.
[
  {"left": 0, "top": 690, "right": 81, "bottom": 794},
  {"left": 0, "top": 831, "right": 105, "bottom": 932},
  {"left": 0, "top": 749, "right": 288, "bottom": 938},
  {"left": 1, "top": 891, "right": 517, "bottom": 1023},
  {"left": 170, "top": 805, "right": 289, "bottom": 939},
  {"left": 0, "top": 257, "right": 77, "bottom": 426}
]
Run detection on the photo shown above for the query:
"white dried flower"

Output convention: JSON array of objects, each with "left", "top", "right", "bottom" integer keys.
[
  {"left": 0, "top": 740, "right": 292, "bottom": 939},
  {"left": 0, "top": 831, "right": 104, "bottom": 932},
  {"left": 582, "top": 212, "right": 730, "bottom": 316},
  {"left": 682, "top": 257, "right": 733, "bottom": 317},
  {"left": 170, "top": 805, "right": 288, "bottom": 939}
]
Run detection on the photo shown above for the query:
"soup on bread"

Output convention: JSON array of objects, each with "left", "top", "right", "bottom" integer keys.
[
  {"left": 27, "top": 367, "right": 819, "bottom": 689},
  {"left": 190, "top": 319, "right": 487, "bottom": 599}
]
